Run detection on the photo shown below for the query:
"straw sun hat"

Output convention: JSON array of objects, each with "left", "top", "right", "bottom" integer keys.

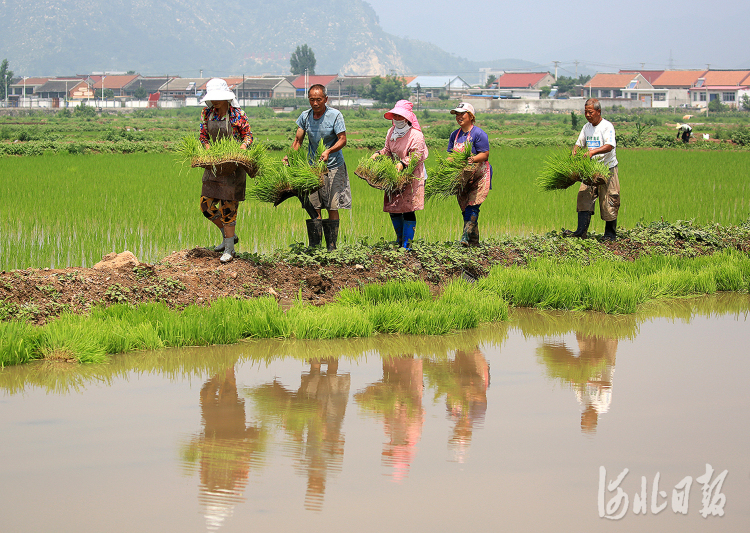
[{"left": 200, "top": 78, "right": 239, "bottom": 108}]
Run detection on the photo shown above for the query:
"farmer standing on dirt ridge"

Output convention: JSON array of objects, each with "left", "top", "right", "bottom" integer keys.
[
  {"left": 370, "top": 99, "right": 428, "bottom": 250},
  {"left": 565, "top": 98, "right": 620, "bottom": 241},
  {"left": 288, "top": 84, "right": 352, "bottom": 251},
  {"left": 448, "top": 102, "right": 492, "bottom": 247},
  {"left": 198, "top": 78, "right": 253, "bottom": 263}
]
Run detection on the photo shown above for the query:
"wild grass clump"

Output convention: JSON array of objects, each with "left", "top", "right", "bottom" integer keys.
[
  {"left": 176, "top": 135, "right": 272, "bottom": 178},
  {"left": 536, "top": 150, "right": 610, "bottom": 191},
  {"left": 424, "top": 142, "right": 475, "bottom": 201},
  {"left": 354, "top": 153, "right": 421, "bottom": 193},
  {"left": 247, "top": 141, "right": 326, "bottom": 205}
]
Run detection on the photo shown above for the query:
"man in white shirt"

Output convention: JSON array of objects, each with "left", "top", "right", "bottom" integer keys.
[{"left": 565, "top": 98, "right": 621, "bottom": 241}]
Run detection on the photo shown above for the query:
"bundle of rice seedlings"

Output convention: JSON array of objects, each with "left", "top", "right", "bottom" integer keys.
[
  {"left": 424, "top": 142, "right": 476, "bottom": 201},
  {"left": 536, "top": 150, "right": 611, "bottom": 191},
  {"left": 354, "top": 153, "right": 421, "bottom": 194},
  {"left": 176, "top": 135, "right": 271, "bottom": 178},
  {"left": 247, "top": 141, "right": 326, "bottom": 205}
]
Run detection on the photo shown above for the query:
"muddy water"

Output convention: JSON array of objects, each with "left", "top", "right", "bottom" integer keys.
[{"left": 1, "top": 294, "right": 749, "bottom": 532}]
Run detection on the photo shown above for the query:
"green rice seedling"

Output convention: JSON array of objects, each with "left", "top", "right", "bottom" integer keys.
[
  {"left": 287, "top": 303, "right": 374, "bottom": 339},
  {"left": 536, "top": 150, "right": 610, "bottom": 191},
  {"left": 248, "top": 141, "right": 326, "bottom": 205},
  {"left": 0, "top": 321, "right": 43, "bottom": 367},
  {"left": 337, "top": 280, "right": 431, "bottom": 306},
  {"left": 424, "top": 142, "right": 475, "bottom": 202},
  {"left": 354, "top": 152, "right": 421, "bottom": 194},
  {"left": 38, "top": 315, "right": 108, "bottom": 364},
  {"left": 176, "top": 135, "right": 272, "bottom": 178}
]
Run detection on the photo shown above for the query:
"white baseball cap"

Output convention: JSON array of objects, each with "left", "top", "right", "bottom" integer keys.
[{"left": 450, "top": 102, "right": 475, "bottom": 115}]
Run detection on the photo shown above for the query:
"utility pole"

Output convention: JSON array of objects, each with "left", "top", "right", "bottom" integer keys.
[
  {"left": 552, "top": 61, "right": 560, "bottom": 81},
  {"left": 574, "top": 60, "right": 579, "bottom": 79}
]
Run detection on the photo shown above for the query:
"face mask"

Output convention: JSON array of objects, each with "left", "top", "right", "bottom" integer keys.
[{"left": 394, "top": 119, "right": 408, "bottom": 129}]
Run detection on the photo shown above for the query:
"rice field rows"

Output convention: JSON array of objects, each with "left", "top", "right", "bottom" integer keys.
[{"left": 0, "top": 148, "right": 748, "bottom": 270}]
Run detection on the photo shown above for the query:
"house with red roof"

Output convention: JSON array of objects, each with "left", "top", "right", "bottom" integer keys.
[
  {"left": 493, "top": 72, "right": 556, "bottom": 99},
  {"left": 650, "top": 70, "right": 706, "bottom": 107},
  {"left": 687, "top": 70, "right": 750, "bottom": 109},
  {"left": 290, "top": 74, "right": 339, "bottom": 97},
  {"left": 619, "top": 70, "right": 664, "bottom": 85},
  {"left": 93, "top": 74, "right": 140, "bottom": 97},
  {"left": 583, "top": 73, "right": 655, "bottom": 106}
]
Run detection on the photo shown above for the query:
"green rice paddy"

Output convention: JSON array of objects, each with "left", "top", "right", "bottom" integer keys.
[{"left": 1, "top": 148, "right": 748, "bottom": 270}]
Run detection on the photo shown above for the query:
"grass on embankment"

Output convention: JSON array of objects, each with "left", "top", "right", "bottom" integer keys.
[
  {"left": 0, "top": 278, "right": 509, "bottom": 367},
  {"left": 2, "top": 249, "right": 749, "bottom": 367}
]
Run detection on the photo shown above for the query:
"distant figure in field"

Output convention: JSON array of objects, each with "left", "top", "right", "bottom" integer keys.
[
  {"left": 565, "top": 98, "right": 620, "bottom": 241},
  {"left": 370, "top": 100, "right": 428, "bottom": 250},
  {"left": 676, "top": 123, "right": 692, "bottom": 144}
]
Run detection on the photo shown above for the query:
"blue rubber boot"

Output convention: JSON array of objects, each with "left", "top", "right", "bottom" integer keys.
[
  {"left": 390, "top": 215, "right": 404, "bottom": 247},
  {"left": 402, "top": 220, "right": 416, "bottom": 250}
]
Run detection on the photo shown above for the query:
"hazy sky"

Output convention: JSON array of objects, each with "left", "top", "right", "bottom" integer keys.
[{"left": 365, "top": 0, "right": 749, "bottom": 74}]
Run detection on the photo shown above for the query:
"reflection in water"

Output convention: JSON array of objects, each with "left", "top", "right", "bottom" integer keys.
[
  {"left": 245, "top": 359, "right": 350, "bottom": 511},
  {"left": 424, "top": 348, "right": 490, "bottom": 462},
  {"left": 537, "top": 335, "right": 617, "bottom": 435},
  {"left": 180, "top": 366, "right": 268, "bottom": 532},
  {"left": 355, "top": 356, "right": 425, "bottom": 482}
]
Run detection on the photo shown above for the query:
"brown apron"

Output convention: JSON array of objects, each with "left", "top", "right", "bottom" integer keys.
[{"left": 201, "top": 118, "right": 247, "bottom": 202}]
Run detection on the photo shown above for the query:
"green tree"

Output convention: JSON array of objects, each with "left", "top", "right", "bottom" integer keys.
[
  {"left": 290, "top": 44, "right": 316, "bottom": 75},
  {"left": 365, "top": 75, "right": 410, "bottom": 105},
  {"left": 740, "top": 94, "right": 750, "bottom": 111},
  {"left": 708, "top": 98, "right": 727, "bottom": 113},
  {"left": 555, "top": 75, "right": 591, "bottom": 97},
  {"left": 133, "top": 86, "right": 148, "bottom": 100},
  {"left": 0, "top": 59, "right": 13, "bottom": 101},
  {"left": 540, "top": 86, "right": 551, "bottom": 98},
  {"left": 484, "top": 74, "right": 497, "bottom": 89},
  {"left": 96, "top": 89, "right": 115, "bottom": 98}
]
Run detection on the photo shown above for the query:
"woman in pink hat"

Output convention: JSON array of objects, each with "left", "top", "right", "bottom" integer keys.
[
  {"left": 370, "top": 100, "right": 428, "bottom": 249},
  {"left": 448, "top": 102, "right": 491, "bottom": 246}
]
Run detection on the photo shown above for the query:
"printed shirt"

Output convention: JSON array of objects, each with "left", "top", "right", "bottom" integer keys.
[
  {"left": 447, "top": 126, "right": 490, "bottom": 154},
  {"left": 576, "top": 119, "right": 618, "bottom": 168},
  {"left": 199, "top": 106, "right": 253, "bottom": 145},
  {"left": 296, "top": 106, "right": 346, "bottom": 169}
]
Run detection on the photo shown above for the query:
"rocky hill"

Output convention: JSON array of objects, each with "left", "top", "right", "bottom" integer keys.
[{"left": 1, "top": 0, "right": 538, "bottom": 78}]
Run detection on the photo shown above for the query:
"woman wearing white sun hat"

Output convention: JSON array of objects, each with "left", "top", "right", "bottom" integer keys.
[
  {"left": 448, "top": 102, "right": 492, "bottom": 247},
  {"left": 198, "top": 78, "right": 253, "bottom": 263}
]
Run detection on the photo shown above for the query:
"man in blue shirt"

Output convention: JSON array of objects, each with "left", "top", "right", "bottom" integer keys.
[{"left": 290, "top": 84, "right": 352, "bottom": 251}]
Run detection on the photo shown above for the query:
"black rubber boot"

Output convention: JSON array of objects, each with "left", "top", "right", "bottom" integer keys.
[
  {"left": 460, "top": 219, "right": 471, "bottom": 246},
  {"left": 306, "top": 219, "right": 323, "bottom": 248},
  {"left": 603, "top": 219, "right": 618, "bottom": 241},
  {"left": 467, "top": 216, "right": 479, "bottom": 247},
  {"left": 571, "top": 211, "right": 592, "bottom": 238},
  {"left": 322, "top": 219, "right": 339, "bottom": 251}
]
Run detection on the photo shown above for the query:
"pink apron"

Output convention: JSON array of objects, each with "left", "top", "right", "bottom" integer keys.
[{"left": 453, "top": 127, "right": 490, "bottom": 212}]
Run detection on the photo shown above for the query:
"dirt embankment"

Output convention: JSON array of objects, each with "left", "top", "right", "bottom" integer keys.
[{"left": 1, "top": 231, "right": 745, "bottom": 325}]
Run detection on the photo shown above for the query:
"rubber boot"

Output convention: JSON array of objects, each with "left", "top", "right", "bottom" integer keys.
[
  {"left": 219, "top": 236, "right": 235, "bottom": 263},
  {"left": 390, "top": 215, "right": 404, "bottom": 247},
  {"left": 467, "top": 216, "right": 479, "bottom": 247},
  {"left": 322, "top": 219, "right": 339, "bottom": 251},
  {"left": 402, "top": 220, "right": 416, "bottom": 250},
  {"left": 214, "top": 226, "right": 239, "bottom": 252},
  {"left": 306, "top": 219, "right": 323, "bottom": 248},
  {"left": 460, "top": 219, "right": 471, "bottom": 247},
  {"left": 603, "top": 219, "right": 618, "bottom": 241},
  {"left": 571, "top": 211, "right": 592, "bottom": 238}
]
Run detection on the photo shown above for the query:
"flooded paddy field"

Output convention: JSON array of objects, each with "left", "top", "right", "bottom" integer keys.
[{"left": 1, "top": 294, "right": 748, "bottom": 532}]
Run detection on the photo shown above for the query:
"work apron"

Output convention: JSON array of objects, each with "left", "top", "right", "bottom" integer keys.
[
  {"left": 576, "top": 165, "right": 620, "bottom": 221},
  {"left": 453, "top": 128, "right": 491, "bottom": 212},
  {"left": 201, "top": 118, "right": 247, "bottom": 202}
]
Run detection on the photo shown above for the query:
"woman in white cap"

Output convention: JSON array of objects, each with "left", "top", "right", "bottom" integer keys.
[
  {"left": 370, "top": 100, "right": 428, "bottom": 249},
  {"left": 198, "top": 78, "right": 253, "bottom": 263},
  {"left": 448, "top": 102, "right": 491, "bottom": 246}
]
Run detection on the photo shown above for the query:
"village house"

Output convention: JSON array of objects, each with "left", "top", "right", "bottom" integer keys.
[
  {"left": 122, "top": 77, "right": 171, "bottom": 99},
  {"left": 236, "top": 77, "right": 296, "bottom": 102},
  {"left": 688, "top": 70, "right": 750, "bottom": 108},
  {"left": 406, "top": 76, "right": 471, "bottom": 98},
  {"left": 582, "top": 73, "right": 656, "bottom": 105},
  {"left": 648, "top": 70, "right": 706, "bottom": 108},
  {"left": 491, "top": 72, "right": 556, "bottom": 99}
]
